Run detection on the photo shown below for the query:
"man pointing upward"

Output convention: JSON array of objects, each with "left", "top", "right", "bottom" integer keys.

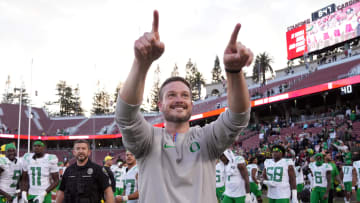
[{"left": 115, "top": 10, "right": 252, "bottom": 203}]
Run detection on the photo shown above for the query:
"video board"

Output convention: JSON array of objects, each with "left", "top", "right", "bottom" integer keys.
[
  {"left": 286, "top": 25, "right": 307, "bottom": 60},
  {"left": 286, "top": 1, "right": 360, "bottom": 60}
]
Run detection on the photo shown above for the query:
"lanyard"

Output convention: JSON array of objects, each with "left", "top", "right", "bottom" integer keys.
[{"left": 173, "top": 133, "right": 178, "bottom": 143}]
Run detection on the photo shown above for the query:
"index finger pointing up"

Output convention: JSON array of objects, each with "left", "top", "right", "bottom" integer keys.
[
  {"left": 228, "top": 23, "right": 241, "bottom": 45},
  {"left": 152, "top": 10, "right": 159, "bottom": 33}
]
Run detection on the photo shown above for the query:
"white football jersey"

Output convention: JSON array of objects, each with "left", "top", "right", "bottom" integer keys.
[
  {"left": 0, "top": 157, "right": 22, "bottom": 195},
  {"left": 22, "top": 153, "right": 59, "bottom": 195},
  {"left": 111, "top": 165, "right": 125, "bottom": 189},
  {"left": 308, "top": 162, "right": 316, "bottom": 188},
  {"left": 354, "top": 161, "right": 360, "bottom": 186},
  {"left": 295, "top": 166, "right": 304, "bottom": 184},
  {"left": 246, "top": 164, "right": 258, "bottom": 183},
  {"left": 124, "top": 165, "right": 138, "bottom": 203},
  {"left": 216, "top": 162, "right": 225, "bottom": 188},
  {"left": 342, "top": 165, "right": 353, "bottom": 183},
  {"left": 223, "top": 156, "right": 246, "bottom": 198},
  {"left": 264, "top": 158, "right": 294, "bottom": 199},
  {"left": 309, "top": 162, "right": 332, "bottom": 188}
]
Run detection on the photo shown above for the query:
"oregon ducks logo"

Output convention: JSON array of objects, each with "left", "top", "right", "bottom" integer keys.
[{"left": 189, "top": 142, "right": 200, "bottom": 152}]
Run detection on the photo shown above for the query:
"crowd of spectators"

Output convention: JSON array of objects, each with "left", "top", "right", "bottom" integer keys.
[{"left": 230, "top": 104, "right": 360, "bottom": 198}]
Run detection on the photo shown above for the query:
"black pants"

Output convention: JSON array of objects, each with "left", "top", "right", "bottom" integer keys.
[{"left": 328, "top": 188, "right": 334, "bottom": 203}]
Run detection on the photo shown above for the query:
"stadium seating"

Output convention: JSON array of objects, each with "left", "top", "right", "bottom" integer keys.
[
  {"left": 287, "top": 58, "right": 360, "bottom": 92},
  {"left": 0, "top": 103, "right": 51, "bottom": 136},
  {"left": 74, "top": 116, "right": 115, "bottom": 135},
  {"left": 47, "top": 117, "right": 85, "bottom": 136}
]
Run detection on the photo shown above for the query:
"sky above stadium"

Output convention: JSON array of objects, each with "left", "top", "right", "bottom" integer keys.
[{"left": 0, "top": 0, "right": 350, "bottom": 116}]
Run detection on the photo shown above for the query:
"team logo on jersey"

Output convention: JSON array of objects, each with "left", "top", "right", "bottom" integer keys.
[
  {"left": 189, "top": 142, "right": 200, "bottom": 152},
  {"left": 164, "top": 144, "right": 176, "bottom": 149},
  {"left": 87, "top": 168, "right": 93, "bottom": 175}
]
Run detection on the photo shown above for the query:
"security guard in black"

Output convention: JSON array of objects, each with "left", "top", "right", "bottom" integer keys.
[{"left": 59, "top": 159, "right": 110, "bottom": 203}]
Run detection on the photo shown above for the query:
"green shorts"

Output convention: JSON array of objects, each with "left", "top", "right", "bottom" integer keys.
[
  {"left": 357, "top": 188, "right": 360, "bottom": 201},
  {"left": 268, "top": 198, "right": 289, "bottom": 203},
  {"left": 311, "top": 187, "right": 328, "bottom": 203},
  {"left": 216, "top": 186, "right": 225, "bottom": 201},
  {"left": 222, "top": 195, "right": 245, "bottom": 203},
  {"left": 250, "top": 182, "right": 262, "bottom": 197},
  {"left": 344, "top": 182, "right": 352, "bottom": 192},
  {"left": 55, "top": 180, "right": 61, "bottom": 191},
  {"left": 297, "top": 183, "right": 304, "bottom": 193},
  {"left": 114, "top": 187, "right": 124, "bottom": 196},
  {"left": 28, "top": 193, "right": 52, "bottom": 203}
]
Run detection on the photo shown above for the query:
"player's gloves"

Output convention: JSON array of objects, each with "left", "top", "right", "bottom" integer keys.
[
  {"left": 353, "top": 186, "right": 356, "bottom": 197},
  {"left": 34, "top": 191, "right": 46, "bottom": 203},
  {"left": 263, "top": 180, "right": 276, "bottom": 187},
  {"left": 291, "top": 189, "right": 298, "bottom": 203},
  {"left": 12, "top": 196, "right": 18, "bottom": 203},
  {"left": 245, "top": 193, "right": 252, "bottom": 203},
  {"left": 115, "top": 195, "right": 128, "bottom": 202},
  {"left": 21, "top": 191, "right": 28, "bottom": 203},
  {"left": 257, "top": 183, "right": 262, "bottom": 190}
]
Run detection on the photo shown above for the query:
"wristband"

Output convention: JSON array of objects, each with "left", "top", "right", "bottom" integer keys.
[
  {"left": 21, "top": 191, "right": 27, "bottom": 200},
  {"left": 123, "top": 196, "right": 129, "bottom": 201},
  {"left": 225, "top": 68, "right": 241, "bottom": 74},
  {"left": 16, "top": 189, "right": 20, "bottom": 193}
]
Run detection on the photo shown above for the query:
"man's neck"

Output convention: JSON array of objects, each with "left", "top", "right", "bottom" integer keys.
[
  {"left": 127, "top": 162, "right": 136, "bottom": 169},
  {"left": 77, "top": 158, "right": 89, "bottom": 166},
  {"left": 7, "top": 157, "right": 15, "bottom": 162},
  {"left": 274, "top": 158, "right": 281, "bottom": 162},
  {"left": 165, "top": 121, "right": 190, "bottom": 135},
  {"left": 34, "top": 153, "right": 44, "bottom": 159}
]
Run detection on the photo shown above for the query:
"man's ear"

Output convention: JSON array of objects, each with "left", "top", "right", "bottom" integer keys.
[{"left": 158, "top": 100, "right": 162, "bottom": 112}]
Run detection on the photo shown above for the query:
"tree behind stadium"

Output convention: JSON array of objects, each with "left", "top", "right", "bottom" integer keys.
[
  {"left": 2, "top": 75, "right": 30, "bottom": 105},
  {"left": 53, "top": 81, "right": 83, "bottom": 116},
  {"left": 185, "top": 58, "right": 206, "bottom": 101},
  {"left": 252, "top": 52, "right": 274, "bottom": 85},
  {"left": 211, "top": 55, "right": 224, "bottom": 84},
  {"left": 150, "top": 65, "right": 161, "bottom": 111},
  {"left": 91, "top": 87, "right": 111, "bottom": 115}
]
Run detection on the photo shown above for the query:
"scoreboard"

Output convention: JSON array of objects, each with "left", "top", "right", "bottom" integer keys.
[
  {"left": 286, "top": 1, "right": 360, "bottom": 60},
  {"left": 311, "top": 4, "right": 336, "bottom": 21}
]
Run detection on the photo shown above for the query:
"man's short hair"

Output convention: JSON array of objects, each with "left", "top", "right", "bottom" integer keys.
[
  {"left": 271, "top": 145, "right": 285, "bottom": 155},
  {"left": 33, "top": 140, "right": 45, "bottom": 147},
  {"left": 249, "top": 157, "right": 257, "bottom": 163},
  {"left": 159, "top": 76, "right": 192, "bottom": 101},
  {"left": 74, "top": 139, "right": 90, "bottom": 149}
]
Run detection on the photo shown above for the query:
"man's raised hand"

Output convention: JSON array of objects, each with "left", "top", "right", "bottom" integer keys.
[
  {"left": 223, "top": 24, "right": 253, "bottom": 72},
  {"left": 134, "top": 10, "right": 165, "bottom": 67}
]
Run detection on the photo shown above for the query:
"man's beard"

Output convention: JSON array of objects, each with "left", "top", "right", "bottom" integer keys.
[
  {"left": 76, "top": 154, "right": 88, "bottom": 162},
  {"left": 163, "top": 111, "right": 191, "bottom": 123}
]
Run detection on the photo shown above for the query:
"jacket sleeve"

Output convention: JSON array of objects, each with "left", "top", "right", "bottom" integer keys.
[
  {"left": 115, "top": 97, "right": 154, "bottom": 159},
  {"left": 202, "top": 108, "right": 250, "bottom": 160}
]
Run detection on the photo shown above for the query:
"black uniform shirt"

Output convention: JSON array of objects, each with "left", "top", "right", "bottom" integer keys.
[
  {"left": 103, "top": 166, "right": 116, "bottom": 192},
  {"left": 59, "top": 159, "right": 110, "bottom": 203}
]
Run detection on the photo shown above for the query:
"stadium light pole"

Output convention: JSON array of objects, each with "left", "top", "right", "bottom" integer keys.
[
  {"left": 16, "top": 86, "right": 23, "bottom": 159},
  {"left": 27, "top": 59, "right": 33, "bottom": 153},
  {"left": 92, "top": 64, "right": 97, "bottom": 162}
]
